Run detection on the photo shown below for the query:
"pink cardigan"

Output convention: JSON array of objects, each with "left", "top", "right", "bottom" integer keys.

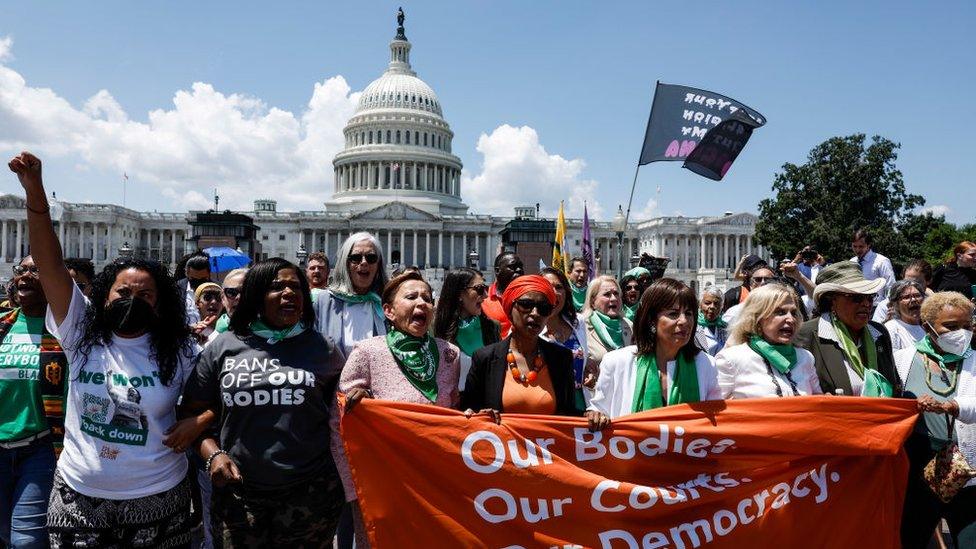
[{"left": 330, "top": 335, "right": 460, "bottom": 501}]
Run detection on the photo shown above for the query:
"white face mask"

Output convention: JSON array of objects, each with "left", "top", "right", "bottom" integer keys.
[{"left": 934, "top": 328, "right": 974, "bottom": 357}]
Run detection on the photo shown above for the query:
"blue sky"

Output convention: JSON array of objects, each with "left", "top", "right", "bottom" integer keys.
[{"left": 0, "top": 1, "right": 972, "bottom": 223}]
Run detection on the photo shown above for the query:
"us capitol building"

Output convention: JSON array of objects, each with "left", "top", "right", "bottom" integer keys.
[{"left": 0, "top": 11, "right": 770, "bottom": 292}]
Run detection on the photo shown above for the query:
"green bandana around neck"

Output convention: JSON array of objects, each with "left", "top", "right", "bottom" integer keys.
[
  {"left": 916, "top": 335, "right": 969, "bottom": 370},
  {"left": 623, "top": 303, "right": 639, "bottom": 323},
  {"left": 632, "top": 352, "right": 700, "bottom": 412},
  {"left": 830, "top": 315, "right": 892, "bottom": 397},
  {"left": 386, "top": 329, "right": 440, "bottom": 402},
  {"left": 590, "top": 310, "right": 624, "bottom": 351},
  {"left": 748, "top": 335, "right": 797, "bottom": 375},
  {"left": 332, "top": 290, "right": 383, "bottom": 316},
  {"left": 571, "top": 284, "right": 588, "bottom": 312},
  {"left": 697, "top": 311, "right": 727, "bottom": 330},
  {"left": 250, "top": 319, "right": 305, "bottom": 344},
  {"left": 455, "top": 316, "right": 485, "bottom": 357},
  {"left": 215, "top": 313, "right": 230, "bottom": 333}
]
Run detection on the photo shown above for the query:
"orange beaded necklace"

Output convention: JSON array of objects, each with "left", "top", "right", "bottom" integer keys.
[{"left": 508, "top": 351, "right": 546, "bottom": 383}]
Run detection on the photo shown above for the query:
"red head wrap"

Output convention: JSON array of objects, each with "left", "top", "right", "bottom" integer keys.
[{"left": 501, "top": 274, "right": 558, "bottom": 319}]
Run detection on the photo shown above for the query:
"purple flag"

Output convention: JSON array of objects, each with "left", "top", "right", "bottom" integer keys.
[{"left": 582, "top": 204, "right": 594, "bottom": 280}]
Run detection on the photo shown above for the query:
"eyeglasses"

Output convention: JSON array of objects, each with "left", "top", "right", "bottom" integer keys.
[
  {"left": 840, "top": 293, "right": 874, "bottom": 304},
  {"left": 898, "top": 293, "right": 923, "bottom": 302},
  {"left": 12, "top": 265, "right": 38, "bottom": 276},
  {"left": 513, "top": 298, "right": 554, "bottom": 316},
  {"left": 199, "top": 292, "right": 222, "bottom": 303},
  {"left": 750, "top": 276, "right": 775, "bottom": 285},
  {"left": 223, "top": 287, "right": 241, "bottom": 299},
  {"left": 624, "top": 284, "right": 641, "bottom": 292},
  {"left": 347, "top": 253, "right": 379, "bottom": 265},
  {"left": 466, "top": 284, "right": 489, "bottom": 296}
]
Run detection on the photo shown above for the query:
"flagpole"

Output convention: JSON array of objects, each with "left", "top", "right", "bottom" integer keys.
[{"left": 617, "top": 80, "right": 660, "bottom": 280}]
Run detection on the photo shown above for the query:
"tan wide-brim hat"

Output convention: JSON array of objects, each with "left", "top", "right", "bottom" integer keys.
[{"left": 812, "top": 261, "right": 886, "bottom": 302}]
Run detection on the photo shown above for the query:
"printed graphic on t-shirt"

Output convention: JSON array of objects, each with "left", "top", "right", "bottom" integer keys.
[
  {"left": 220, "top": 357, "right": 315, "bottom": 407},
  {"left": 76, "top": 366, "right": 156, "bottom": 447}
]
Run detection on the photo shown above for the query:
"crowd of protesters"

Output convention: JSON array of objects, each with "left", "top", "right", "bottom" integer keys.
[{"left": 3, "top": 151, "right": 976, "bottom": 548}]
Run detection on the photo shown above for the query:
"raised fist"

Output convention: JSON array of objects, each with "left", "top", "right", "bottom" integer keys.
[{"left": 8, "top": 151, "right": 43, "bottom": 191}]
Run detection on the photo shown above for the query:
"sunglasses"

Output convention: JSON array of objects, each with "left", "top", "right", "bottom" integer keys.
[
  {"left": 513, "top": 298, "right": 554, "bottom": 316},
  {"left": 199, "top": 292, "right": 222, "bottom": 303},
  {"left": 750, "top": 276, "right": 776, "bottom": 284},
  {"left": 12, "top": 265, "right": 39, "bottom": 276},
  {"left": 466, "top": 284, "right": 489, "bottom": 296},
  {"left": 223, "top": 287, "right": 241, "bottom": 299},
  {"left": 840, "top": 293, "right": 874, "bottom": 305},
  {"left": 348, "top": 253, "right": 379, "bottom": 265}
]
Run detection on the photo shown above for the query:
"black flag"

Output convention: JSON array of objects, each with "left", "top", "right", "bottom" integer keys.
[
  {"left": 638, "top": 83, "right": 765, "bottom": 178},
  {"left": 682, "top": 108, "right": 764, "bottom": 180}
]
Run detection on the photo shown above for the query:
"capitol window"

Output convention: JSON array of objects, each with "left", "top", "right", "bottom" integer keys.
[
  {"left": 405, "top": 132, "right": 410, "bottom": 144},
  {"left": 424, "top": 133, "right": 428, "bottom": 146},
  {"left": 396, "top": 130, "right": 401, "bottom": 144}
]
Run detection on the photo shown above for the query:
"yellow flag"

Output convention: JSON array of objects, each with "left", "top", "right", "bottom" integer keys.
[{"left": 552, "top": 201, "right": 568, "bottom": 273}]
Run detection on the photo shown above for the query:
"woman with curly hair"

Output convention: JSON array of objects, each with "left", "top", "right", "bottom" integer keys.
[{"left": 10, "top": 152, "right": 199, "bottom": 548}]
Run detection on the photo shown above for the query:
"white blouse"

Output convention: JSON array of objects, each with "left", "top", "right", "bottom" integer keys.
[
  {"left": 715, "top": 342, "right": 822, "bottom": 399},
  {"left": 885, "top": 318, "right": 925, "bottom": 353},
  {"left": 587, "top": 346, "right": 721, "bottom": 419}
]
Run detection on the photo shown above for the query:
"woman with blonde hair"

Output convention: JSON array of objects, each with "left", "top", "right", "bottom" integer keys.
[
  {"left": 581, "top": 275, "right": 633, "bottom": 388},
  {"left": 715, "top": 284, "right": 821, "bottom": 399}
]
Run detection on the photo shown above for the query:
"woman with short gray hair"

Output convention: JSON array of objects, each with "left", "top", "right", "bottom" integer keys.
[
  {"left": 695, "top": 286, "right": 727, "bottom": 355},
  {"left": 885, "top": 279, "right": 927, "bottom": 352},
  {"left": 313, "top": 232, "right": 389, "bottom": 358}
]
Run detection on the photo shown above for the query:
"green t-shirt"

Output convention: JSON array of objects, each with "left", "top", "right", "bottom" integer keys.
[{"left": 0, "top": 312, "right": 52, "bottom": 441}]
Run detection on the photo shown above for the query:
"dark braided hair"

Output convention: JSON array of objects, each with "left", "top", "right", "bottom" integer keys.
[{"left": 74, "top": 258, "right": 192, "bottom": 386}]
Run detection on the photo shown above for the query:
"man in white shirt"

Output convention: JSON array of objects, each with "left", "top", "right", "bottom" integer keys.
[{"left": 849, "top": 228, "right": 895, "bottom": 307}]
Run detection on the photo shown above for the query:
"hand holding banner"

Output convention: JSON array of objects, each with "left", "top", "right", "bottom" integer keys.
[{"left": 341, "top": 397, "right": 916, "bottom": 548}]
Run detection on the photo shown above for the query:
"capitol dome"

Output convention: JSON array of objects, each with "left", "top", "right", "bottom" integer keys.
[{"left": 327, "top": 10, "right": 466, "bottom": 216}]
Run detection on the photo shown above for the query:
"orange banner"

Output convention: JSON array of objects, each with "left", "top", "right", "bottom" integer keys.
[{"left": 341, "top": 396, "right": 917, "bottom": 548}]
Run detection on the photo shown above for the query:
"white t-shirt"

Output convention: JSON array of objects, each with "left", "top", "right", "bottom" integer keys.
[
  {"left": 885, "top": 318, "right": 926, "bottom": 353},
  {"left": 341, "top": 302, "right": 377, "bottom": 358},
  {"left": 46, "top": 285, "right": 196, "bottom": 499}
]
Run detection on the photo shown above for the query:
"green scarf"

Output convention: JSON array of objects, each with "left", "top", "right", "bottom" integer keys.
[
  {"left": 455, "top": 316, "right": 485, "bottom": 357},
  {"left": 831, "top": 315, "right": 892, "bottom": 397},
  {"left": 916, "top": 335, "right": 969, "bottom": 370},
  {"left": 632, "top": 352, "right": 700, "bottom": 412},
  {"left": 623, "top": 303, "right": 639, "bottom": 323},
  {"left": 331, "top": 290, "right": 383, "bottom": 317},
  {"left": 571, "top": 284, "right": 588, "bottom": 312},
  {"left": 214, "top": 313, "right": 230, "bottom": 333},
  {"left": 748, "top": 335, "right": 797, "bottom": 375},
  {"left": 589, "top": 310, "right": 624, "bottom": 351},
  {"left": 386, "top": 329, "right": 440, "bottom": 402},
  {"left": 697, "top": 311, "right": 727, "bottom": 330},
  {"left": 250, "top": 319, "right": 305, "bottom": 344}
]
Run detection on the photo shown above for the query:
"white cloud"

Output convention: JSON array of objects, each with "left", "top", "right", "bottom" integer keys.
[
  {"left": 460, "top": 124, "right": 604, "bottom": 219},
  {"left": 633, "top": 197, "right": 658, "bottom": 220},
  {"left": 0, "top": 36, "right": 359, "bottom": 211},
  {"left": 921, "top": 204, "right": 951, "bottom": 217}
]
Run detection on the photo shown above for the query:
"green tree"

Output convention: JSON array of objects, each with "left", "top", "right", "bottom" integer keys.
[
  {"left": 755, "top": 134, "right": 924, "bottom": 264},
  {"left": 896, "top": 212, "right": 960, "bottom": 265}
]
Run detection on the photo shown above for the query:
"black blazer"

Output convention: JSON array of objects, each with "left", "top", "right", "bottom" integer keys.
[
  {"left": 794, "top": 317, "right": 902, "bottom": 396},
  {"left": 462, "top": 337, "right": 580, "bottom": 416}
]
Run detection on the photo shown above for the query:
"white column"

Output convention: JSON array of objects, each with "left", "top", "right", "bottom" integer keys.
[
  {"left": 433, "top": 230, "right": 441, "bottom": 267},
  {"left": 385, "top": 230, "right": 392, "bottom": 265},
  {"left": 682, "top": 234, "right": 690, "bottom": 271},
  {"left": 474, "top": 233, "right": 481, "bottom": 269},
  {"left": 1, "top": 221, "right": 7, "bottom": 262},
  {"left": 424, "top": 230, "right": 431, "bottom": 266},
  {"left": 698, "top": 234, "right": 705, "bottom": 270},
  {"left": 93, "top": 223, "right": 100, "bottom": 263},
  {"left": 107, "top": 224, "right": 115, "bottom": 261},
  {"left": 408, "top": 230, "right": 416, "bottom": 266},
  {"left": 449, "top": 232, "right": 455, "bottom": 268},
  {"left": 746, "top": 234, "right": 753, "bottom": 256},
  {"left": 70, "top": 221, "right": 78, "bottom": 259},
  {"left": 170, "top": 231, "right": 176, "bottom": 266}
]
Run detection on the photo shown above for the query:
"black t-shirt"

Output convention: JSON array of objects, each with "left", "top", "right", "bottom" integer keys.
[
  {"left": 932, "top": 264, "right": 976, "bottom": 299},
  {"left": 183, "top": 328, "right": 343, "bottom": 490}
]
